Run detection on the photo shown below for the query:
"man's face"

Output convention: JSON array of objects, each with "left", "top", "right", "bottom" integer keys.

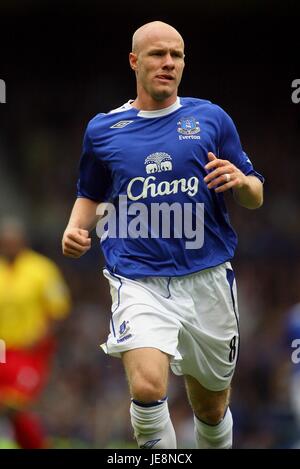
[
  {"left": 131, "top": 33, "right": 185, "bottom": 103},
  {"left": 0, "top": 230, "right": 25, "bottom": 261}
]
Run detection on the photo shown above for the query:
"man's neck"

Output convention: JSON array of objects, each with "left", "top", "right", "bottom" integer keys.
[{"left": 131, "top": 94, "right": 178, "bottom": 111}]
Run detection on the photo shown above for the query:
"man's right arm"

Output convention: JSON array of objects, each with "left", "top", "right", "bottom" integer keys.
[{"left": 62, "top": 197, "right": 99, "bottom": 258}]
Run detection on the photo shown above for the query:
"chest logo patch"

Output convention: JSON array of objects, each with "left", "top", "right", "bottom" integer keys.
[
  {"left": 177, "top": 116, "right": 200, "bottom": 140},
  {"left": 144, "top": 152, "right": 172, "bottom": 174}
]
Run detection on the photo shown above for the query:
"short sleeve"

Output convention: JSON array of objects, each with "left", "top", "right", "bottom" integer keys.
[
  {"left": 77, "top": 128, "right": 112, "bottom": 202},
  {"left": 218, "top": 108, "right": 264, "bottom": 183}
]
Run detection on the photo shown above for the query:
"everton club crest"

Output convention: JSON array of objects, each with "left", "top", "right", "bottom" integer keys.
[{"left": 177, "top": 116, "right": 200, "bottom": 135}]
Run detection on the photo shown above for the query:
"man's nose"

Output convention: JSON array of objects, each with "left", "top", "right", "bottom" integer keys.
[{"left": 162, "top": 53, "right": 175, "bottom": 69}]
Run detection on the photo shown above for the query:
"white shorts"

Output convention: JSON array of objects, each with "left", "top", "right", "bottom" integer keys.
[{"left": 100, "top": 262, "right": 240, "bottom": 391}]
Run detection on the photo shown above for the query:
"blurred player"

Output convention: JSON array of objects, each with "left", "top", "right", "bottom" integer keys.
[
  {"left": 0, "top": 217, "right": 71, "bottom": 448},
  {"left": 62, "top": 21, "right": 264, "bottom": 449}
]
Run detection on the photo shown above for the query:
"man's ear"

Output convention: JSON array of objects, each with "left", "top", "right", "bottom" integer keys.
[{"left": 129, "top": 52, "right": 138, "bottom": 71}]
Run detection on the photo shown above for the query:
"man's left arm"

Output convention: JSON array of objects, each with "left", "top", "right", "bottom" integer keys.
[
  {"left": 232, "top": 174, "right": 263, "bottom": 209},
  {"left": 204, "top": 107, "right": 264, "bottom": 209},
  {"left": 204, "top": 152, "right": 263, "bottom": 209}
]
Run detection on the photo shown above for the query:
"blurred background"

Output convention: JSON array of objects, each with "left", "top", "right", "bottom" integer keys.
[{"left": 0, "top": 0, "right": 300, "bottom": 449}]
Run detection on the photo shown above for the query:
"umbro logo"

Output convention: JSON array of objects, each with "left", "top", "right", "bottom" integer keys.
[
  {"left": 223, "top": 368, "right": 235, "bottom": 378},
  {"left": 110, "top": 120, "right": 134, "bottom": 129},
  {"left": 140, "top": 438, "right": 161, "bottom": 449}
]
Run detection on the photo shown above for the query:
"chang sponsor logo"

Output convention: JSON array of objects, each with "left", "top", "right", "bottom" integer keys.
[
  {"left": 127, "top": 175, "right": 199, "bottom": 201},
  {"left": 96, "top": 150, "right": 204, "bottom": 249},
  {"left": 127, "top": 151, "right": 199, "bottom": 201}
]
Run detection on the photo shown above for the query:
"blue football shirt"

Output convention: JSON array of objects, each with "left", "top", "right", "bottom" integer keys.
[{"left": 77, "top": 97, "right": 264, "bottom": 278}]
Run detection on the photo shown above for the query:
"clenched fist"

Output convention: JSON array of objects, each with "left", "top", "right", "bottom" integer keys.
[{"left": 62, "top": 227, "right": 91, "bottom": 258}]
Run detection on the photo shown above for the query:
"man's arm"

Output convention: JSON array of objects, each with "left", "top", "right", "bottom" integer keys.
[
  {"left": 232, "top": 174, "right": 263, "bottom": 209},
  {"left": 62, "top": 197, "right": 99, "bottom": 258},
  {"left": 204, "top": 152, "right": 263, "bottom": 209}
]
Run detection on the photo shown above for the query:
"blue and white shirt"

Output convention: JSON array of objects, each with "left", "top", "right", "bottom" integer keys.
[{"left": 77, "top": 97, "right": 264, "bottom": 278}]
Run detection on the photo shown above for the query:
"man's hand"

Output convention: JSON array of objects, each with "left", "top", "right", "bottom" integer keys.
[
  {"left": 204, "top": 152, "right": 247, "bottom": 193},
  {"left": 204, "top": 152, "right": 263, "bottom": 208},
  {"left": 62, "top": 227, "right": 91, "bottom": 258}
]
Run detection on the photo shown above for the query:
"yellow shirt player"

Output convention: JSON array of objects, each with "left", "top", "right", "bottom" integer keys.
[
  {"left": 0, "top": 249, "right": 70, "bottom": 349},
  {"left": 0, "top": 218, "right": 70, "bottom": 448}
]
